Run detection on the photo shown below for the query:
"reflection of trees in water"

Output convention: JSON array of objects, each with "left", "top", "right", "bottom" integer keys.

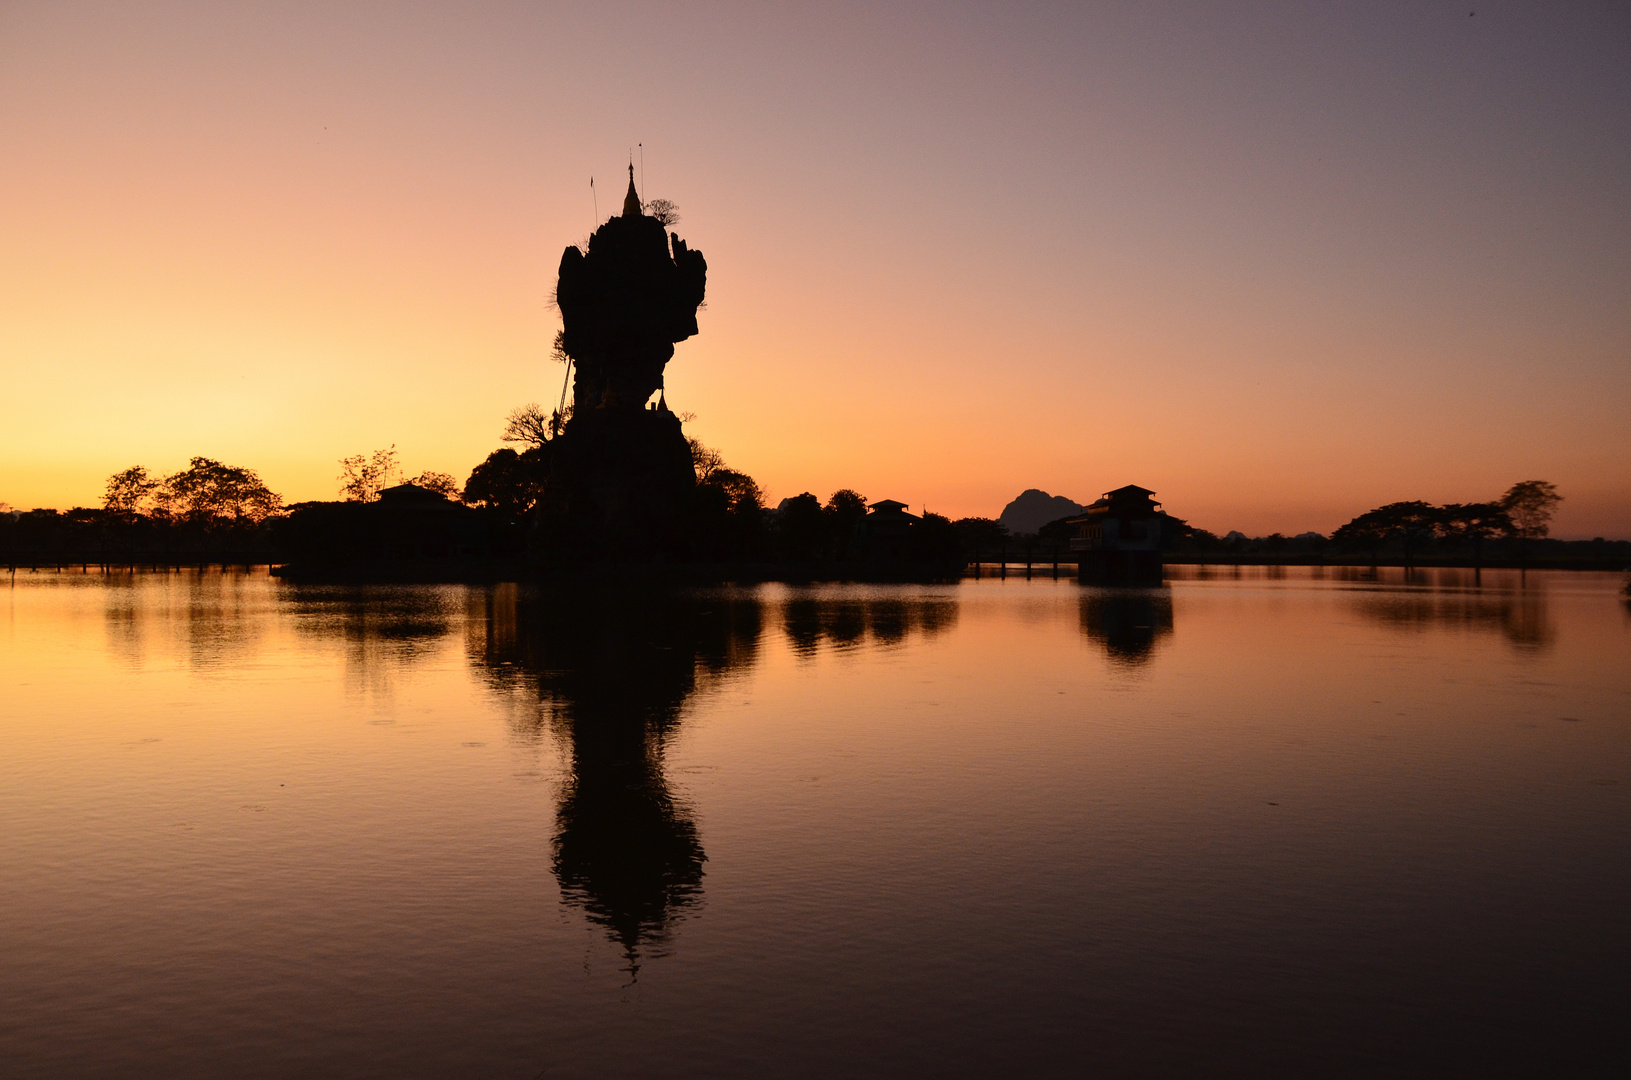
[
  {"left": 285, "top": 586, "right": 458, "bottom": 645},
  {"left": 1078, "top": 588, "right": 1175, "bottom": 667},
  {"left": 1349, "top": 583, "right": 1555, "bottom": 653},
  {"left": 780, "top": 594, "right": 959, "bottom": 657},
  {"left": 100, "top": 570, "right": 270, "bottom": 673},
  {"left": 469, "top": 587, "right": 762, "bottom": 974},
  {"left": 283, "top": 585, "right": 461, "bottom": 694}
]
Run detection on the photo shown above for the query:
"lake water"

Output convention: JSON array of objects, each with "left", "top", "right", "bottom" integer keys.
[{"left": 2, "top": 567, "right": 1627, "bottom": 1077}]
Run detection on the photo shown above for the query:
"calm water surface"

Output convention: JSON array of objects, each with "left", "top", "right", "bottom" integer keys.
[{"left": 3, "top": 568, "right": 1628, "bottom": 1077}]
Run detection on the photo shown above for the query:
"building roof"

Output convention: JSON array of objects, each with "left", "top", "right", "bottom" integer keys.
[
  {"left": 869, "top": 499, "right": 910, "bottom": 513},
  {"left": 1064, "top": 484, "right": 1163, "bottom": 524},
  {"left": 377, "top": 482, "right": 454, "bottom": 506}
]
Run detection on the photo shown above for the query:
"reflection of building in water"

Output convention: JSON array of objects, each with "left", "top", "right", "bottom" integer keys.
[
  {"left": 1078, "top": 588, "right": 1175, "bottom": 666},
  {"left": 470, "top": 587, "right": 762, "bottom": 973}
]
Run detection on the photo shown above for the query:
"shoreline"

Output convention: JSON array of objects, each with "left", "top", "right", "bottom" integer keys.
[{"left": 9, "top": 556, "right": 1626, "bottom": 585}]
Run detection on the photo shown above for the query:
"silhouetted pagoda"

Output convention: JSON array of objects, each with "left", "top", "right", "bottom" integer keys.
[
  {"left": 1067, "top": 484, "right": 1173, "bottom": 582},
  {"left": 543, "top": 166, "right": 707, "bottom": 555}
]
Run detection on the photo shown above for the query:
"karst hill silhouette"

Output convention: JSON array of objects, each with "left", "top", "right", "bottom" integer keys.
[
  {"left": 999, "top": 489, "right": 1086, "bottom": 536},
  {"left": 556, "top": 165, "right": 707, "bottom": 412},
  {"left": 543, "top": 166, "right": 708, "bottom": 555}
]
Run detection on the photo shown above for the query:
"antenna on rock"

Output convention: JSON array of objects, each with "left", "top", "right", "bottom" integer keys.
[{"left": 590, "top": 176, "right": 597, "bottom": 227}]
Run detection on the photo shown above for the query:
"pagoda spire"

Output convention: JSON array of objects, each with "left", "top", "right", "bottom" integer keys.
[{"left": 621, "top": 163, "right": 642, "bottom": 217}]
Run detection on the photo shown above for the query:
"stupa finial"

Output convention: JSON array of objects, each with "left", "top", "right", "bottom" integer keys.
[{"left": 622, "top": 162, "right": 641, "bottom": 217}]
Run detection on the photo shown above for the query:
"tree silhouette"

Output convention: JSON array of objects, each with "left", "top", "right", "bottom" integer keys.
[
  {"left": 826, "top": 489, "right": 868, "bottom": 518},
  {"left": 338, "top": 446, "right": 400, "bottom": 502},
  {"left": 1333, "top": 501, "right": 1440, "bottom": 562},
  {"left": 644, "top": 198, "right": 680, "bottom": 226},
  {"left": 775, "top": 493, "right": 826, "bottom": 560},
  {"left": 160, "top": 458, "right": 281, "bottom": 523},
  {"left": 1439, "top": 502, "right": 1513, "bottom": 560},
  {"left": 103, "top": 466, "right": 160, "bottom": 517},
  {"left": 824, "top": 490, "right": 869, "bottom": 561},
  {"left": 688, "top": 438, "right": 726, "bottom": 484},
  {"left": 502, "top": 404, "right": 555, "bottom": 449},
  {"left": 1501, "top": 480, "right": 1562, "bottom": 539},
  {"left": 700, "top": 469, "right": 762, "bottom": 515},
  {"left": 952, "top": 516, "right": 1009, "bottom": 555},
  {"left": 463, "top": 448, "right": 544, "bottom": 519},
  {"left": 691, "top": 467, "right": 765, "bottom": 559}
]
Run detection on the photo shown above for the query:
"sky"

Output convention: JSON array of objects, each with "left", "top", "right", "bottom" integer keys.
[{"left": 2, "top": 1, "right": 1628, "bottom": 536}]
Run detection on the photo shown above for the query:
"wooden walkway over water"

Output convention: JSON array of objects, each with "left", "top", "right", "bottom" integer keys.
[{"left": 967, "top": 554, "right": 1081, "bottom": 578}]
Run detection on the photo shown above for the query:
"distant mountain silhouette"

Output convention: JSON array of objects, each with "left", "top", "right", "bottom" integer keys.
[{"left": 998, "top": 489, "right": 1085, "bottom": 535}]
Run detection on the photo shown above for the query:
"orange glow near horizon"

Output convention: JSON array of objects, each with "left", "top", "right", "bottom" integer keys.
[{"left": 2, "top": 3, "right": 1628, "bottom": 536}]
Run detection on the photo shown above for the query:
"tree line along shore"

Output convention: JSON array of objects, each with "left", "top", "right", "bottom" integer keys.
[{"left": 2, "top": 445, "right": 1625, "bottom": 574}]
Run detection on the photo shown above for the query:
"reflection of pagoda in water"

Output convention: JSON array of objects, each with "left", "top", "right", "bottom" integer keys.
[
  {"left": 471, "top": 587, "right": 760, "bottom": 972},
  {"left": 467, "top": 587, "right": 973, "bottom": 970}
]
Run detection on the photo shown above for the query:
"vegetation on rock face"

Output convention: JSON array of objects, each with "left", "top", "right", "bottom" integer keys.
[
  {"left": 503, "top": 401, "right": 573, "bottom": 448},
  {"left": 687, "top": 437, "right": 726, "bottom": 485},
  {"left": 643, "top": 198, "right": 680, "bottom": 226}
]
